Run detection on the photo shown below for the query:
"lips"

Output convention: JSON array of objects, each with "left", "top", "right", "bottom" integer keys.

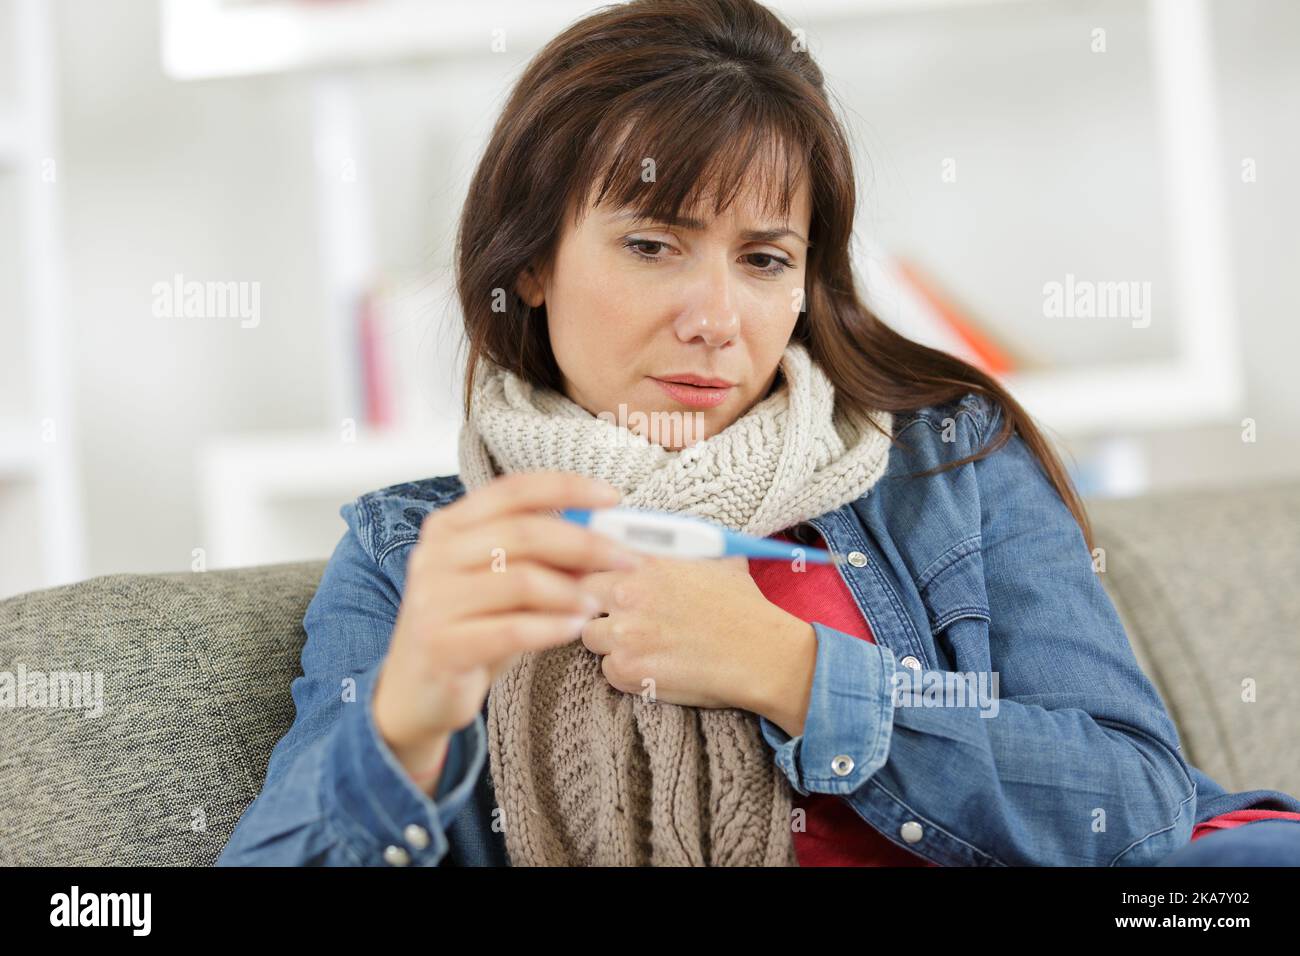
[
  {"left": 651, "top": 377, "right": 734, "bottom": 408},
  {"left": 656, "top": 373, "right": 736, "bottom": 388}
]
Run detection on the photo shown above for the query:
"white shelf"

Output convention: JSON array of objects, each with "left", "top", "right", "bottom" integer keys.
[
  {"left": 858, "top": 0, "right": 1242, "bottom": 441},
  {"left": 1027, "top": 0, "right": 1241, "bottom": 438},
  {"left": 1002, "top": 358, "right": 1241, "bottom": 439},
  {"left": 0, "top": 0, "right": 86, "bottom": 596},
  {"left": 161, "top": 0, "right": 599, "bottom": 80},
  {"left": 198, "top": 423, "right": 461, "bottom": 568},
  {"left": 0, "top": 421, "right": 42, "bottom": 477},
  {"left": 200, "top": 424, "right": 460, "bottom": 495},
  {"left": 0, "top": 108, "right": 22, "bottom": 166},
  {"left": 160, "top": 0, "right": 1036, "bottom": 80}
]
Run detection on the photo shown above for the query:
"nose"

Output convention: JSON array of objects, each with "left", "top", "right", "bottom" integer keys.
[{"left": 673, "top": 255, "right": 740, "bottom": 347}]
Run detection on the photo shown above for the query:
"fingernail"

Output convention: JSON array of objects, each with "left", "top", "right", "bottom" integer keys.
[
  {"left": 567, "top": 615, "right": 587, "bottom": 635},
  {"left": 582, "top": 594, "right": 600, "bottom": 614}
]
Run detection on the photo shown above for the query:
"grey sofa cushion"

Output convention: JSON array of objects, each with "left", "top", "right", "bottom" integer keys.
[
  {"left": 0, "top": 561, "right": 322, "bottom": 866},
  {"left": 1087, "top": 480, "right": 1300, "bottom": 797}
]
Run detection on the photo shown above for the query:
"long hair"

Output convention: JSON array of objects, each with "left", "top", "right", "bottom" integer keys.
[{"left": 454, "top": 0, "right": 1094, "bottom": 552}]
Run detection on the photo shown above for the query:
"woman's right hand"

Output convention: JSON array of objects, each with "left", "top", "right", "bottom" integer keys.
[{"left": 371, "top": 470, "right": 641, "bottom": 792}]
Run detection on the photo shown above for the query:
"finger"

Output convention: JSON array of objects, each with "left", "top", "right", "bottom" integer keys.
[
  {"left": 440, "top": 514, "right": 642, "bottom": 574},
  {"left": 576, "top": 567, "right": 627, "bottom": 613},
  {"left": 578, "top": 614, "right": 615, "bottom": 656},
  {"left": 435, "top": 611, "right": 589, "bottom": 672},
  {"left": 432, "top": 471, "right": 621, "bottom": 536},
  {"left": 443, "top": 561, "right": 599, "bottom": 621},
  {"left": 486, "top": 650, "right": 521, "bottom": 684}
]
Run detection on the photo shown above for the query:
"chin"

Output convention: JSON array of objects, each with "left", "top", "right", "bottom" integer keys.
[{"left": 621, "top": 403, "right": 710, "bottom": 449}]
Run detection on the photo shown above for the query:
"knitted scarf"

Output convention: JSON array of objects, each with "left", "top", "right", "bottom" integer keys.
[{"left": 456, "top": 341, "right": 894, "bottom": 865}]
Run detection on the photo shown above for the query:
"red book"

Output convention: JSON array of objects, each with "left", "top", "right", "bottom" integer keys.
[{"left": 357, "top": 287, "right": 393, "bottom": 428}]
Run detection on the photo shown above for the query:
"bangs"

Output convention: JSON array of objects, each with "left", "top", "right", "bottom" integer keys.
[{"left": 572, "top": 91, "right": 810, "bottom": 230}]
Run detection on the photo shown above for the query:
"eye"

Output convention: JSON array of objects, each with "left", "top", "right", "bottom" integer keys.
[
  {"left": 621, "top": 237, "right": 673, "bottom": 262},
  {"left": 743, "top": 251, "right": 795, "bottom": 276},
  {"left": 620, "top": 236, "right": 795, "bottom": 276}
]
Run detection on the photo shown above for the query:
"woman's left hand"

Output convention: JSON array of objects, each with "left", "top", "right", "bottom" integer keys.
[{"left": 576, "top": 554, "right": 813, "bottom": 716}]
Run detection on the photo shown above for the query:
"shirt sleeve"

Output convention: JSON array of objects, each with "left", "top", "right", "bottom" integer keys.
[
  {"left": 216, "top": 501, "right": 487, "bottom": 866},
  {"left": 759, "top": 396, "right": 1197, "bottom": 866},
  {"left": 759, "top": 622, "right": 896, "bottom": 795}
]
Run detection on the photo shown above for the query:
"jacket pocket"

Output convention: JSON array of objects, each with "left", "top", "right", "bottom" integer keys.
[{"left": 916, "top": 538, "right": 991, "bottom": 671}]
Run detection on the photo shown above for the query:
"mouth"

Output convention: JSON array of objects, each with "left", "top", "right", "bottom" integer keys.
[{"left": 650, "top": 376, "right": 734, "bottom": 408}]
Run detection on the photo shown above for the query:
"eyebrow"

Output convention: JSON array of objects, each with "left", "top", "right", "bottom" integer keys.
[{"left": 611, "top": 210, "right": 811, "bottom": 248}]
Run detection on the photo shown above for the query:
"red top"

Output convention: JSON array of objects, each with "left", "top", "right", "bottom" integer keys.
[
  {"left": 748, "top": 527, "right": 935, "bottom": 866},
  {"left": 747, "top": 525, "right": 1300, "bottom": 864},
  {"left": 1189, "top": 809, "right": 1300, "bottom": 841}
]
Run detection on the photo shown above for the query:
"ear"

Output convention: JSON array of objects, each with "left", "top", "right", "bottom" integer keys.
[{"left": 515, "top": 264, "right": 545, "bottom": 308}]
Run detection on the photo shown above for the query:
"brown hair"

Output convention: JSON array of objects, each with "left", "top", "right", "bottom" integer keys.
[{"left": 454, "top": 0, "right": 1094, "bottom": 552}]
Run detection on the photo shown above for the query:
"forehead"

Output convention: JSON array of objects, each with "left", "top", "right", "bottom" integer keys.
[
  {"left": 579, "top": 165, "right": 811, "bottom": 232},
  {"left": 570, "top": 118, "right": 812, "bottom": 231}
]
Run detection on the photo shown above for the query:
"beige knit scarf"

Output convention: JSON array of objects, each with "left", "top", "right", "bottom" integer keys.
[{"left": 456, "top": 341, "right": 894, "bottom": 866}]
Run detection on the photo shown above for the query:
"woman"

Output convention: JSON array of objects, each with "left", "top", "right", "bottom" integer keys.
[{"left": 219, "top": 0, "right": 1300, "bottom": 866}]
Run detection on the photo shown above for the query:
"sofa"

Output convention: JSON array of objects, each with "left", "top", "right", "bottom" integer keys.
[{"left": 2, "top": 479, "right": 1298, "bottom": 866}]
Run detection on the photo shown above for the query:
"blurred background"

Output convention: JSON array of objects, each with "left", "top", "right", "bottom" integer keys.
[{"left": 1, "top": 0, "right": 1297, "bottom": 599}]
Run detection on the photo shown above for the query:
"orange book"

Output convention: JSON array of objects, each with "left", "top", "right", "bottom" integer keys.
[{"left": 892, "top": 257, "right": 1019, "bottom": 377}]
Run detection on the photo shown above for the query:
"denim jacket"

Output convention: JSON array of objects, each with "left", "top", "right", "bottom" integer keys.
[{"left": 217, "top": 391, "right": 1300, "bottom": 867}]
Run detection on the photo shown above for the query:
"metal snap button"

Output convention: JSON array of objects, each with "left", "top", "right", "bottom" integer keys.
[
  {"left": 847, "top": 551, "right": 868, "bottom": 567},
  {"left": 900, "top": 821, "right": 924, "bottom": 844},
  {"left": 404, "top": 823, "right": 430, "bottom": 850},
  {"left": 383, "top": 845, "right": 412, "bottom": 866},
  {"left": 831, "top": 754, "right": 855, "bottom": 776},
  {"left": 900, "top": 655, "right": 921, "bottom": 671}
]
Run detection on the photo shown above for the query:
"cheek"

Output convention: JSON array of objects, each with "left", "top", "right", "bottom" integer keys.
[
  {"left": 553, "top": 306, "right": 647, "bottom": 388},
  {"left": 549, "top": 268, "right": 619, "bottom": 356},
  {"left": 763, "top": 271, "right": 805, "bottom": 326},
  {"left": 551, "top": 250, "right": 647, "bottom": 343},
  {"left": 546, "top": 253, "right": 658, "bottom": 410},
  {"left": 745, "top": 282, "right": 802, "bottom": 353}
]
